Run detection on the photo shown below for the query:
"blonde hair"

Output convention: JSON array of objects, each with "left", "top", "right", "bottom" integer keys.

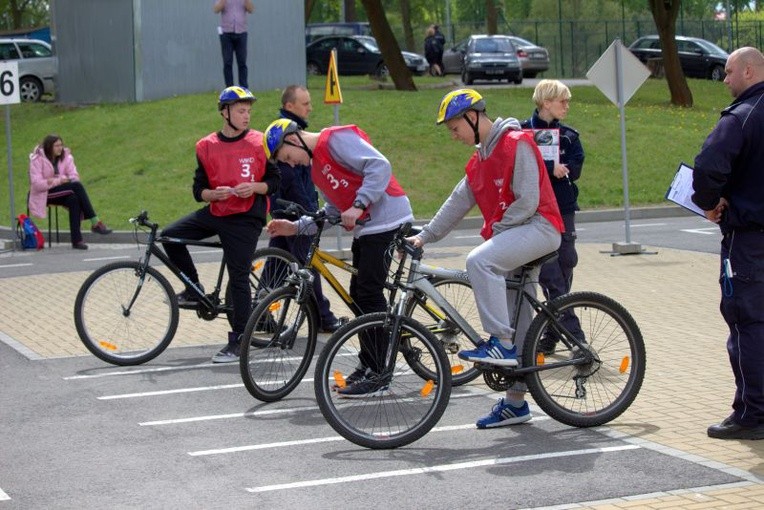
[
  {"left": 532, "top": 79, "right": 571, "bottom": 108},
  {"left": 426, "top": 26, "right": 435, "bottom": 37}
]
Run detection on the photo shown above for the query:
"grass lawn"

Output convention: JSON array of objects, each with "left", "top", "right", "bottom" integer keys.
[{"left": 1, "top": 74, "right": 731, "bottom": 230}]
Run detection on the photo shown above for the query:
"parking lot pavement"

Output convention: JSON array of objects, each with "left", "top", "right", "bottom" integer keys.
[{"left": 2, "top": 242, "right": 764, "bottom": 508}]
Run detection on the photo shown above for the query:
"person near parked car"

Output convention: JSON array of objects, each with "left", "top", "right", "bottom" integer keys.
[
  {"left": 262, "top": 118, "right": 414, "bottom": 397},
  {"left": 424, "top": 25, "right": 442, "bottom": 76},
  {"left": 433, "top": 24, "right": 446, "bottom": 73},
  {"left": 692, "top": 47, "right": 764, "bottom": 440},
  {"left": 213, "top": 0, "right": 254, "bottom": 89},
  {"left": 521, "top": 79, "right": 585, "bottom": 354},
  {"left": 266, "top": 85, "right": 344, "bottom": 333},
  {"left": 161, "top": 86, "right": 280, "bottom": 364},
  {"left": 28, "top": 134, "right": 112, "bottom": 250},
  {"left": 408, "top": 89, "right": 563, "bottom": 428}
]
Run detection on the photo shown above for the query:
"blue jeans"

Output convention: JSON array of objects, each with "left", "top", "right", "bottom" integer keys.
[{"left": 220, "top": 32, "right": 248, "bottom": 88}]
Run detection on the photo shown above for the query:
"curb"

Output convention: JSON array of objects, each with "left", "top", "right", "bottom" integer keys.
[{"left": 0, "top": 205, "right": 693, "bottom": 248}]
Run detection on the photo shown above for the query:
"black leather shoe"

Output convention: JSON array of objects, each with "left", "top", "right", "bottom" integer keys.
[
  {"left": 320, "top": 317, "right": 348, "bottom": 333},
  {"left": 708, "top": 416, "right": 764, "bottom": 440},
  {"left": 72, "top": 242, "right": 88, "bottom": 250}
]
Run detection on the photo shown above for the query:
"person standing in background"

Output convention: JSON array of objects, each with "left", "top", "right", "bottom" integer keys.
[
  {"left": 692, "top": 47, "right": 764, "bottom": 440},
  {"left": 213, "top": 0, "right": 254, "bottom": 89},
  {"left": 267, "top": 85, "right": 344, "bottom": 333},
  {"left": 521, "top": 80, "right": 585, "bottom": 355}
]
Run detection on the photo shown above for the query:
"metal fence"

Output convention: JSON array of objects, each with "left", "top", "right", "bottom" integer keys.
[{"left": 420, "top": 18, "right": 763, "bottom": 78}]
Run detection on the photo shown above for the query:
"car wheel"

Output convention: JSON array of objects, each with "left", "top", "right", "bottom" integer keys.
[
  {"left": 461, "top": 69, "right": 473, "bottom": 85},
  {"left": 513, "top": 74, "right": 523, "bottom": 85},
  {"left": 306, "top": 62, "right": 322, "bottom": 76},
  {"left": 524, "top": 72, "right": 537, "bottom": 79},
  {"left": 710, "top": 65, "right": 725, "bottom": 81},
  {"left": 19, "top": 76, "right": 43, "bottom": 102}
]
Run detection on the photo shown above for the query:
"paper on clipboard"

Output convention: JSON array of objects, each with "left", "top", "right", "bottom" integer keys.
[{"left": 665, "top": 162, "right": 705, "bottom": 217}]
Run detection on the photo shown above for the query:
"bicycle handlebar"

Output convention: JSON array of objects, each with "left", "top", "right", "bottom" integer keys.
[
  {"left": 274, "top": 199, "right": 369, "bottom": 226},
  {"left": 129, "top": 211, "right": 158, "bottom": 231}
]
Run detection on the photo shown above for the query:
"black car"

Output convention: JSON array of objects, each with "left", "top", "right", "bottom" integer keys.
[
  {"left": 305, "top": 35, "right": 427, "bottom": 77},
  {"left": 441, "top": 35, "right": 522, "bottom": 85},
  {"left": 628, "top": 35, "right": 729, "bottom": 81}
]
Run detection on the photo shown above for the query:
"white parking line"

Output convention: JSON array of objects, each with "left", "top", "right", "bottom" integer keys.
[
  {"left": 64, "top": 363, "right": 221, "bottom": 380},
  {"left": 188, "top": 420, "right": 550, "bottom": 457},
  {"left": 0, "top": 487, "right": 9, "bottom": 501},
  {"left": 245, "top": 444, "right": 640, "bottom": 493},
  {"left": 139, "top": 392, "right": 482, "bottom": 426},
  {"left": 98, "top": 383, "right": 245, "bottom": 400},
  {"left": 0, "top": 263, "right": 33, "bottom": 269},
  {"left": 83, "top": 255, "right": 131, "bottom": 262},
  {"left": 681, "top": 227, "right": 719, "bottom": 235}
]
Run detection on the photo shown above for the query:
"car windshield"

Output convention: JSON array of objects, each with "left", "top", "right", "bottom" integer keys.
[
  {"left": 693, "top": 39, "right": 728, "bottom": 57},
  {"left": 510, "top": 36, "right": 535, "bottom": 48},
  {"left": 355, "top": 35, "right": 380, "bottom": 52},
  {"left": 471, "top": 38, "right": 513, "bottom": 53}
]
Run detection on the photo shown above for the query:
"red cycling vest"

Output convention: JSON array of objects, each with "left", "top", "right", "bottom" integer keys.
[
  {"left": 311, "top": 126, "right": 405, "bottom": 216},
  {"left": 196, "top": 130, "right": 267, "bottom": 217},
  {"left": 466, "top": 129, "right": 564, "bottom": 240}
]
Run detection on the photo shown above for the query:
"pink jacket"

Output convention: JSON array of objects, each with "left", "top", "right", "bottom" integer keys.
[{"left": 28, "top": 146, "right": 80, "bottom": 218}]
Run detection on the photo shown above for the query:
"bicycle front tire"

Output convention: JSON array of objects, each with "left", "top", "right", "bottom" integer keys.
[
  {"left": 314, "top": 313, "right": 452, "bottom": 449},
  {"left": 239, "top": 286, "right": 318, "bottom": 402},
  {"left": 74, "top": 261, "right": 178, "bottom": 365},
  {"left": 522, "top": 291, "right": 646, "bottom": 428}
]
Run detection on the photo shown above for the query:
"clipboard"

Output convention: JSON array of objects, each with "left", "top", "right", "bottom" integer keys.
[{"left": 665, "top": 162, "right": 706, "bottom": 217}]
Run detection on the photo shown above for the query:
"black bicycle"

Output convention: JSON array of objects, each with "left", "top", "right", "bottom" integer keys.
[{"left": 73, "top": 211, "right": 297, "bottom": 366}]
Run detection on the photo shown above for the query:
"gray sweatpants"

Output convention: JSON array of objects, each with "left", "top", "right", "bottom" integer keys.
[{"left": 465, "top": 217, "right": 561, "bottom": 345}]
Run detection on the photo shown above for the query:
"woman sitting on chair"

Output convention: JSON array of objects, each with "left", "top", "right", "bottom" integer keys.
[{"left": 28, "top": 134, "right": 112, "bottom": 250}]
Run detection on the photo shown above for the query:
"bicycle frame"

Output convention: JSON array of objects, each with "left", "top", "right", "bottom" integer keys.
[
  {"left": 392, "top": 235, "right": 592, "bottom": 376},
  {"left": 127, "top": 214, "right": 228, "bottom": 314}
]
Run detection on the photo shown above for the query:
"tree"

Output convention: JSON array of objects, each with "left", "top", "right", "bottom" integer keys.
[
  {"left": 0, "top": 0, "right": 48, "bottom": 30},
  {"left": 361, "top": 0, "right": 417, "bottom": 91},
  {"left": 649, "top": 0, "right": 693, "bottom": 107},
  {"left": 486, "top": 0, "right": 498, "bottom": 34}
]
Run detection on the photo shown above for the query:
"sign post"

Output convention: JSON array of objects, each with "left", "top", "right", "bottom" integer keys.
[
  {"left": 586, "top": 39, "right": 651, "bottom": 255},
  {"left": 1, "top": 61, "right": 21, "bottom": 251},
  {"left": 323, "top": 50, "right": 346, "bottom": 254}
]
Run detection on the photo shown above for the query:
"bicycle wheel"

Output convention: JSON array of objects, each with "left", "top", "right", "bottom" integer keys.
[
  {"left": 74, "top": 261, "right": 178, "bottom": 366},
  {"left": 404, "top": 278, "right": 482, "bottom": 386},
  {"left": 225, "top": 247, "right": 299, "bottom": 329},
  {"left": 314, "top": 313, "right": 452, "bottom": 449},
  {"left": 522, "top": 291, "right": 645, "bottom": 428},
  {"left": 239, "top": 286, "right": 318, "bottom": 402}
]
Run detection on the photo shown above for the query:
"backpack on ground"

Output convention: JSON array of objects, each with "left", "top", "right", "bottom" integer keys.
[{"left": 16, "top": 213, "right": 45, "bottom": 250}]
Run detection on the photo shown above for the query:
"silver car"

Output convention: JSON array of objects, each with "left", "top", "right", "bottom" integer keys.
[
  {"left": 0, "top": 38, "right": 57, "bottom": 102},
  {"left": 507, "top": 35, "right": 550, "bottom": 78}
]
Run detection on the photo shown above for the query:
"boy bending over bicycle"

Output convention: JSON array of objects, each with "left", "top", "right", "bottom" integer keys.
[
  {"left": 409, "top": 89, "right": 563, "bottom": 428},
  {"left": 162, "top": 87, "right": 280, "bottom": 363},
  {"left": 262, "top": 118, "right": 414, "bottom": 397}
]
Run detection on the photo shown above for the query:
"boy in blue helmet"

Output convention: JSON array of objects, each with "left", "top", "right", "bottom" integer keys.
[
  {"left": 162, "top": 86, "right": 280, "bottom": 363},
  {"left": 409, "top": 89, "right": 563, "bottom": 428}
]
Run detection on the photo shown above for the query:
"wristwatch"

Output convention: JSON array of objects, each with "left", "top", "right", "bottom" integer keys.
[{"left": 352, "top": 199, "right": 367, "bottom": 211}]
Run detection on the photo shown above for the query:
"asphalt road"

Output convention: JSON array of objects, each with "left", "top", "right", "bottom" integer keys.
[{"left": 0, "top": 213, "right": 739, "bottom": 509}]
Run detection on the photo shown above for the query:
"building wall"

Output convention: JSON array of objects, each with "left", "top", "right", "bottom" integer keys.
[{"left": 52, "top": 0, "right": 305, "bottom": 104}]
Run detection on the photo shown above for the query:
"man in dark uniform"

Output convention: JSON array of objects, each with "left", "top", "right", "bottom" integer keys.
[{"left": 693, "top": 47, "right": 764, "bottom": 440}]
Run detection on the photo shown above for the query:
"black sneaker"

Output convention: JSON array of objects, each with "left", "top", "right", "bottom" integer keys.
[
  {"left": 320, "top": 316, "right": 348, "bottom": 333},
  {"left": 212, "top": 333, "right": 241, "bottom": 363},
  {"left": 337, "top": 371, "right": 390, "bottom": 399},
  {"left": 176, "top": 285, "right": 204, "bottom": 308}
]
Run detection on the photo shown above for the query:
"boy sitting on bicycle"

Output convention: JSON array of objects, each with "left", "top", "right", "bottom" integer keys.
[
  {"left": 161, "top": 87, "right": 280, "bottom": 363},
  {"left": 262, "top": 118, "right": 414, "bottom": 397},
  {"left": 408, "top": 89, "right": 563, "bottom": 428}
]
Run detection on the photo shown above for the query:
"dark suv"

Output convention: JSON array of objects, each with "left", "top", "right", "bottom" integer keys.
[
  {"left": 442, "top": 35, "right": 522, "bottom": 85},
  {"left": 628, "top": 35, "right": 729, "bottom": 81}
]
